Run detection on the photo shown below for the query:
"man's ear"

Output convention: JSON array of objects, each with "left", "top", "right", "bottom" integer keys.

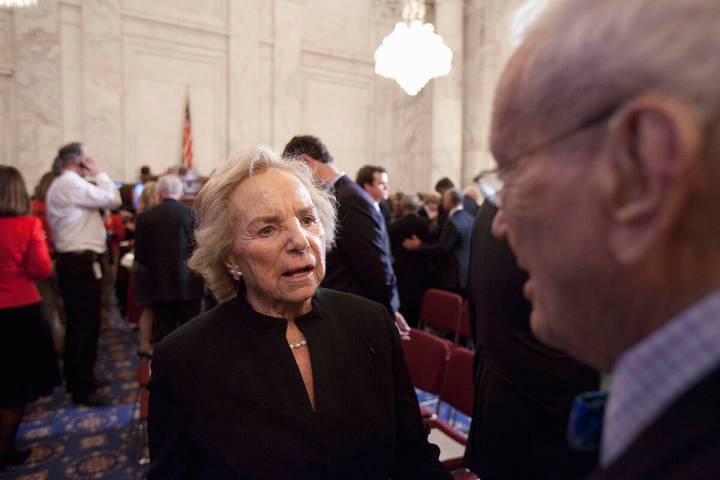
[
  {"left": 604, "top": 96, "right": 702, "bottom": 264},
  {"left": 300, "top": 154, "right": 316, "bottom": 167}
]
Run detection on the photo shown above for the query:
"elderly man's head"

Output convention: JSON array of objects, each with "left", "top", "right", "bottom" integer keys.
[
  {"left": 489, "top": 0, "right": 720, "bottom": 370},
  {"left": 157, "top": 174, "right": 184, "bottom": 200}
]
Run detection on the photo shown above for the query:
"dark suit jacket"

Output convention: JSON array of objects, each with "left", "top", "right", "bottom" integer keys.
[
  {"left": 148, "top": 287, "right": 451, "bottom": 480},
  {"left": 420, "top": 208, "right": 474, "bottom": 291},
  {"left": 462, "top": 195, "right": 479, "bottom": 218},
  {"left": 323, "top": 175, "right": 399, "bottom": 314},
  {"left": 464, "top": 201, "right": 598, "bottom": 479},
  {"left": 591, "top": 365, "right": 720, "bottom": 479},
  {"left": 134, "top": 198, "right": 204, "bottom": 303},
  {"left": 388, "top": 213, "right": 432, "bottom": 325}
]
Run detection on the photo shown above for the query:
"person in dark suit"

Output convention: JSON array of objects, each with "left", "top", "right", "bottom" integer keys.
[
  {"left": 148, "top": 147, "right": 450, "bottom": 479},
  {"left": 461, "top": 185, "right": 480, "bottom": 218},
  {"left": 487, "top": 0, "right": 720, "bottom": 476},
  {"left": 282, "top": 136, "right": 409, "bottom": 336},
  {"left": 133, "top": 174, "right": 204, "bottom": 343},
  {"left": 388, "top": 194, "right": 431, "bottom": 327},
  {"left": 464, "top": 200, "right": 598, "bottom": 479},
  {"left": 403, "top": 188, "right": 473, "bottom": 295}
]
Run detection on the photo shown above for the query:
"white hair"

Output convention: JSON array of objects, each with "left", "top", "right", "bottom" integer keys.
[
  {"left": 495, "top": 0, "right": 720, "bottom": 159},
  {"left": 188, "top": 146, "right": 337, "bottom": 303},
  {"left": 157, "top": 174, "right": 184, "bottom": 198}
]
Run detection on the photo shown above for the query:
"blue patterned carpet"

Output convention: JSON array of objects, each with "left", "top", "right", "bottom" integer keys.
[{"left": 3, "top": 328, "right": 146, "bottom": 480}]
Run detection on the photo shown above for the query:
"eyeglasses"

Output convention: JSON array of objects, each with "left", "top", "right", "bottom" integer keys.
[{"left": 477, "top": 104, "right": 621, "bottom": 208}]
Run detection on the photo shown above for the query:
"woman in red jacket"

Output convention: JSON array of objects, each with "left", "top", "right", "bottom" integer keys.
[{"left": 0, "top": 166, "right": 60, "bottom": 472}]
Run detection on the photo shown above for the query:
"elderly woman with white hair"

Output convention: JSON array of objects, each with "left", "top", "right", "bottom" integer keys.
[{"left": 147, "top": 147, "right": 450, "bottom": 480}]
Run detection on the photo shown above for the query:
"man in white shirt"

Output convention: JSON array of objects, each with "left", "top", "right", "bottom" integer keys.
[
  {"left": 485, "top": 0, "right": 720, "bottom": 476},
  {"left": 47, "top": 142, "right": 120, "bottom": 406}
]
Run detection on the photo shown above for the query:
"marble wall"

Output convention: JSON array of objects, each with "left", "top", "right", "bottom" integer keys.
[{"left": 1, "top": 0, "right": 529, "bottom": 194}]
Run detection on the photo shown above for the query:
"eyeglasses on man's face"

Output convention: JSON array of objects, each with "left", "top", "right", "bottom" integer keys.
[{"left": 477, "top": 103, "right": 620, "bottom": 208}]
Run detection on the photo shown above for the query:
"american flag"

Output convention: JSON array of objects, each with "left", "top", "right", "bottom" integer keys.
[{"left": 182, "top": 99, "right": 193, "bottom": 170}]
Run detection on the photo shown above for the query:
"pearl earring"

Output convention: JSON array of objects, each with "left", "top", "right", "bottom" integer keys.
[{"left": 228, "top": 264, "right": 243, "bottom": 281}]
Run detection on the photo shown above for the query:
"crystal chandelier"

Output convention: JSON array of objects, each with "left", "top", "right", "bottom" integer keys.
[
  {"left": 0, "top": 0, "right": 38, "bottom": 6},
  {"left": 374, "top": 0, "right": 453, "bottom": 96}
]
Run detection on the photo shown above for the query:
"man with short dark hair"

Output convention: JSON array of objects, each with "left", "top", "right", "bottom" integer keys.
[
  {"left": 487, "top": 0, "right": 720, "bottom": 476},
  {"left": 282, "top": 136, "right": 408, "bottom": 336},
  {"left": 134, "top": 174, "right": 204, "bottom": 342},
  {"left": 356, "top": 165, "right": 392, "bottom": 224},
  {"left": 47, "top": 142, "right": 120, "bottom": 406}
]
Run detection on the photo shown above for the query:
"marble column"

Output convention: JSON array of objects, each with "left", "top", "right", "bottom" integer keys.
[
  {"left": 431, "top": 0, "right": 464, "bottom": 188},
  {"left": 463, "top": 0, "right": 527, "bottom": 184},
  {"left": 228, "top": 0, "right": 263, "bottom": 155},
  {"left": 272, "top": 0, "right": 303, "bottom": 151},
  {"left": 13, "top": 0, "right": 63, "bottom": 189},
  {"left": 0, "top": 8, "right": 15, "bottom": 167},
  {"left": 82, "top": 0, "right": 124, "bottom": 181}
]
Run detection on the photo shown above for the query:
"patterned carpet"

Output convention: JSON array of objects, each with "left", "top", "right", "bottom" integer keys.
[{"left": 3, "top": 328, "right": 147, "bottom": 480}]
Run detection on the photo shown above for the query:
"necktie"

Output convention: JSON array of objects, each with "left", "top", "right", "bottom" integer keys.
[{"left": 567, "top": 390, "right": 608, "bottom": 452}]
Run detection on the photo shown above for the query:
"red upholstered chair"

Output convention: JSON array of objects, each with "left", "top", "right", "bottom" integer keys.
[
  {"left": 426, "top": 347, "right": 475, "bottom": 470},
  {"left": 454, "top": 300, "right": 472, "bottom": 346},
  {"left": 419, "top": 289, "right": 463, "bottom": 337},
  {"left": 401, "top": 328, "right": 450, "bottom": 417},
  {"left": 135, "top": 358, "right": 152, "bottom": 465}
]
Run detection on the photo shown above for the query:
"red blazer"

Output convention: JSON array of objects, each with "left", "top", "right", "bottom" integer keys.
[{"left": 0, "top": 215, "right": 53, "bottom": 309}]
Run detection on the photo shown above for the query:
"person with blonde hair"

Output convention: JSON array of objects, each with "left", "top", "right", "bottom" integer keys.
[
  {"left": 133, "top": 180, "right": 159, "bottom": 357},
  {"left": 147, "top": 147, "right": 449, "bottom": 479}
]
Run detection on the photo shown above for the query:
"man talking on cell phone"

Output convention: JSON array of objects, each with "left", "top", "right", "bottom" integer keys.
[{"left": 47, "top": 142, "right": 121, "bottom": 406}]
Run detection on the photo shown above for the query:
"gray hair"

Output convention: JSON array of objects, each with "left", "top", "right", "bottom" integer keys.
[
  {"left": 494, "top": 0, "right": 720, "bottom": 161},
  {"left": 157, "top": 174, "right": 184, "bottom": 198},
  {"left": 188, "top": 146, "right": 337, "bottom": 303},
  {"left": 401, "top": 193, "right": 422, "bottom": 213}
]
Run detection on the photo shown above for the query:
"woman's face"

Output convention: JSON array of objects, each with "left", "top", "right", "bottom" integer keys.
[{"left": 228, "top": 168, "right": 326, "bottom": 316}]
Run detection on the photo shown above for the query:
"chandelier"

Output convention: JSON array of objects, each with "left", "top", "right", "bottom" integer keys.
[
  {"left": 0, "top": 0, "right": 37, "bottom": 6},
  {"left": 374, "top": 0, "right": 453, "bottom": 96}
]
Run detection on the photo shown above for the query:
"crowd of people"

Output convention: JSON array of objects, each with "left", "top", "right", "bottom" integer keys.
[{"left": 3, "top": 0, "right": 720, "bottom": 477}]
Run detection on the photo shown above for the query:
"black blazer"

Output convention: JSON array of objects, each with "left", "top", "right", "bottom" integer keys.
[
  {"left": 462, "top": 195, "right": 479, "bottom": 218},
  {"left": 464, "top": 201, "right": 598, "bottom": 479},
  {"left": 590, "top": 365, "right": 720, "bottom": 479},
  {"left": 420, "top": 208, "right": 474, "bottom": 291},
  {"left": 388, "top": 213, "right": 431, "bottom": 316},
  {"left": 323, "top": 175, "right": 399, "bottom": 314},
  {"left": 147, "top": 287, "right": 451, "bottom": 480},
  {"left": 134, "top": 198, "right": 204, "bottom": 302}
]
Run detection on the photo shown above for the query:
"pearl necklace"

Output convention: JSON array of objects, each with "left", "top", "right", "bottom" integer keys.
[{"left": 288, "top": 339, "right": 308, "bottom": 350}]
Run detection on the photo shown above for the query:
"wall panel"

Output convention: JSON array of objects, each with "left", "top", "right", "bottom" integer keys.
[{"left": 123, "top": 37, "right": 227, "bottom": 177}]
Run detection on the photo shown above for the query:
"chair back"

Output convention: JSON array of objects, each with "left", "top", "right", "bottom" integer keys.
[
  {"left": 401, "top": 328, "right": 450, "bottom": 394},
  {"left": 419, "top": 288, "right": 463, "bottom": 333},
  {"left": 454, "top": 299, "right": 472, "bottom": 344},
  {"left": 438, "top": 347, "right": 475, "bottom": 417}
]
